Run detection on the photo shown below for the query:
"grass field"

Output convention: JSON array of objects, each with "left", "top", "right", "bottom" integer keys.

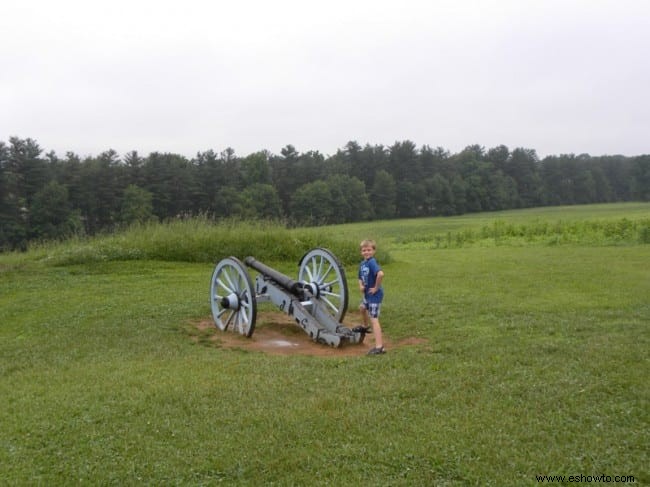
[{"left": 1, "top": 203, "right": 648, "bottom": 485}]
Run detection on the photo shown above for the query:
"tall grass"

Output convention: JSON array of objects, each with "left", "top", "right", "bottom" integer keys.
[
  {"left": 16, "top": 203, "right": 650, "bottom": 270},
  {"left": 27, "top": 217, "right": 364, "bottom": 267},
  {"left": 407, "top": 217, "right": 650, "bottom": 249}
]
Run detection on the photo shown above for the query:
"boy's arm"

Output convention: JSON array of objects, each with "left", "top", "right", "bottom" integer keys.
[{"left": 369, "top": 270, "right": 384, "bottom": 294}]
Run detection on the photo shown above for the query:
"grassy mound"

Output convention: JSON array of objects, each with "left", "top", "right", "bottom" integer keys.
[{"left": 27, "top": 218, "right": 367, "bottom": 267}]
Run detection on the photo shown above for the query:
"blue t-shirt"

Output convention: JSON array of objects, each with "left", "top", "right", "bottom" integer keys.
[{"left": 359, "top": 257, "right": 384, "bottom": 302}]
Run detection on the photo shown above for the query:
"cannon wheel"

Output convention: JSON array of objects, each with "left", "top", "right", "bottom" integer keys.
[
  {"left": 298, "top": 248, "right": 348, "bottom": 322},
  {"left": 210, "top": 257, "right": 257, "bottom": 337}
]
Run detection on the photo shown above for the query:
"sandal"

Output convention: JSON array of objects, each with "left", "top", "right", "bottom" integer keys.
[{"left": 352, "top": 325, "right": 371, "bottom": 334}]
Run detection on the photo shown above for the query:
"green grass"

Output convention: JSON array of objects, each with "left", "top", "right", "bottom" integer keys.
[
  {"left": 1, "top": 203, "right": 649, "bottom": 485},
  {"left": 315, "top": 202, "right": 650, "bottom": 250},
  {"left": 21, "top": 217, "right": 363, "bottom": 267}
]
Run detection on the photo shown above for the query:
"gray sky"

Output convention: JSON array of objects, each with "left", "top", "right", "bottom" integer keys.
[{"left": 2, "top": 0, "right": 649, "bottom": 159}]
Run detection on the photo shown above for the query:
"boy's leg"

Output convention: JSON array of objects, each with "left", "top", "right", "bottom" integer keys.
[
  {"left": 359, "top": 303, "right": 369, "bottom": 327},
  {"left": 370, "top": 317, "right": 383, "bottom": 349},
  {"left": 353, "top": 303, "right": 373, "bottom": 334},
  {"left": 368, "top": 302, "right": 383, "bottom": 349}
]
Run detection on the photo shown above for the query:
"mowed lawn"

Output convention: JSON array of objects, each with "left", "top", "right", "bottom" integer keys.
[{"left": 1, "top": 204, "right": 648, "bottom": 485}]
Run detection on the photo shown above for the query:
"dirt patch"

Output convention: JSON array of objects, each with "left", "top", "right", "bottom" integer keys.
[{"left": 191, "top": 310, "right": 427, "bottom": 357}]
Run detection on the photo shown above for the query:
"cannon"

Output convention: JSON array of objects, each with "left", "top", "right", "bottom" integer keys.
[{"left": 210, "top": 248, "right": 364, "bottom": 347}]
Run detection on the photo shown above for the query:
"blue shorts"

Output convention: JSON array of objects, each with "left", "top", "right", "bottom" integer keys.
[{"left": 361, "top": 298, "right": 381, "bottom": 318}]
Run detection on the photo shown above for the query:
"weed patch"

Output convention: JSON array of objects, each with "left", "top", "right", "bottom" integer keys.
[
  {"left": 28, "top": 218, "right": 364, "bottom": 267},
  {"left": 408, "top": 217, "right": 650, "bottom": 249}
]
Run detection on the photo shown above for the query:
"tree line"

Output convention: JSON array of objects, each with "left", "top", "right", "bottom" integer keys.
[{"left": 1, "top": 136, "right": 649, "bottom": 250}]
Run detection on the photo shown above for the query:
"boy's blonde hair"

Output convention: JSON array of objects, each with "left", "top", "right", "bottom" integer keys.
[{"left": 360, "top": 239, "right": 376, "bottom": 249}]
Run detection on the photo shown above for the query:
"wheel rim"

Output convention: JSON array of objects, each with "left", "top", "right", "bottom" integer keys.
[
  {"left": 298, "top": 248, "right": 348, "bottom": 322},
  {"left": 210, "top": 257, "right": 256, "bottom": 337}
]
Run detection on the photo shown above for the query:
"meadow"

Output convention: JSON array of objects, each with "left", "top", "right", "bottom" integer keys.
[{"left": 1, "top": 202, "right": 648, "bottom": 485}]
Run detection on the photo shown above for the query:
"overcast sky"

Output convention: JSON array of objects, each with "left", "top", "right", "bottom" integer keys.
[{"left": 2, "top": 0, "right": 649, "bottom": 160}]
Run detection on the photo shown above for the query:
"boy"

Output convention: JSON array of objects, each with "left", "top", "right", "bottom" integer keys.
[{"left": 356, "top": 239, "right": 385, "bottom": 355}]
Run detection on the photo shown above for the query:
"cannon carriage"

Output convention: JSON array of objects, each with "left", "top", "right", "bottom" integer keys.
[{"left": 210, "top": 248, "right": 365, "bottom": 347}]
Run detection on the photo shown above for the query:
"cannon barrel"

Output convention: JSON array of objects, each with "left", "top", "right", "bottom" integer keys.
[{"left": 244, "top": 256, "right": 304, "bottom": 295}]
